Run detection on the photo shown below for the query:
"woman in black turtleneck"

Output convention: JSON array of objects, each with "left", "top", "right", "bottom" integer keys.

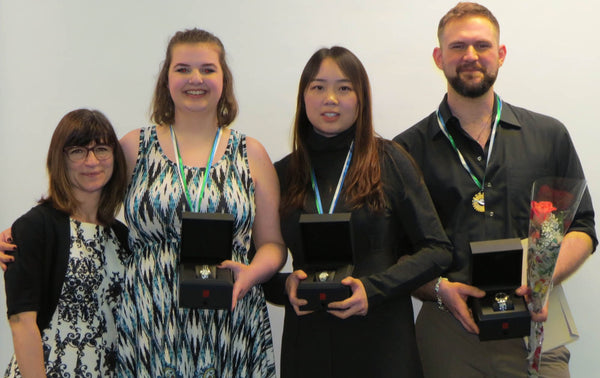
[{"left": 264, "top": 47, "right": 453, "bottom": 378}]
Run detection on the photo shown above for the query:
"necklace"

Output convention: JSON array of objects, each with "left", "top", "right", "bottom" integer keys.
[
  {"left": 473, "top": 114, "right": 493, "bottom": 145},
  {"left": 436, "top": 96, "right": 502, "bottom": 213}
]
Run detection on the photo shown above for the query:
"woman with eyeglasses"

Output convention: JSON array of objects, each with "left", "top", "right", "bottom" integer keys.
[
  {"left": 3, "top": 109, "right": 130, "bottom": 377},
  {"left": 1, "top": 29, "right": 285, "bottom": 377}
]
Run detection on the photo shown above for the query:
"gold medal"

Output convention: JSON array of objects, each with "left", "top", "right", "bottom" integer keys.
[{"left": 472, "top": 191, "right": 485, "bottom": 213}]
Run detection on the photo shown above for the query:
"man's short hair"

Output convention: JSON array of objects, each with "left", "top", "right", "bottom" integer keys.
[{"left": 437, "top": 2, "right": 500, "bottom": 42}]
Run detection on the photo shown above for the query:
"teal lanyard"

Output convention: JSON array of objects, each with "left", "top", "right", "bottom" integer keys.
[
  {"left": 170, "top": 125, "right": 222, "bottom": 212},
  {"left": 310, "top": 140, "right": 354, "bottom": 214},
  {"left": 435, "top": 96, "right": 502, "bottom": 190}
]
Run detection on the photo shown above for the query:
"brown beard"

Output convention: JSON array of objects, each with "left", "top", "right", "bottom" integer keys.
[{"left": 448, "top": 66, "right": 498, "bottom": 98}]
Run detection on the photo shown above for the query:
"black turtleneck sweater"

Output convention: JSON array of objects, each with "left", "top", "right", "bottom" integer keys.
[{"left": 264, "top": 127, "right": 452, "bottom": 378}]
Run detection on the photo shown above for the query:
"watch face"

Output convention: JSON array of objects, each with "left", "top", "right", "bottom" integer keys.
[
  {"left": 492, "top": 292, "right": 514, "bottom": 312},
  {"left": 195, "top": 264, "right": 213, "bottom": 280}
]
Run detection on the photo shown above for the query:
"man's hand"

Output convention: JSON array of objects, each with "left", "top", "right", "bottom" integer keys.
[
  {"left": 438, "top": 279, "right": 485, "bottom": 334},
  {"left": 516, "top": 285, "right": 548, "bottom": 322}
]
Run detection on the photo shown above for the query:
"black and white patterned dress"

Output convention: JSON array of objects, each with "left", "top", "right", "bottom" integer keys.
[
  {"left": 5, "top": 219, "right": 127, "bottom": 377},
  {"left": 118, "top": 126, "right": 276, "bottom": 377}
]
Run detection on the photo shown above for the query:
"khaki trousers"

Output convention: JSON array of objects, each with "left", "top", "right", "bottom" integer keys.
[{"left": 416, "top": 302, "right": 570, "bottom": 378}]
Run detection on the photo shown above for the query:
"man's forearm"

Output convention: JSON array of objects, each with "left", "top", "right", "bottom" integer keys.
[
  {"left": 412, "top": 279, "right": 437, "bottom": 302},
  {"left": 553, "top": 231, "right": 593, "bottom": 284}
]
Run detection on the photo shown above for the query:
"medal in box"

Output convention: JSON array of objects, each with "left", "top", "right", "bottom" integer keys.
[
  {"left": 297, "top": 213, "right": 354, "bottom": 311},
  {"left": 179, "top": 212, "right": 235, "bottom": 310},
  {"left": 468, "top": 238, "right": 531, "bottom": 341}
]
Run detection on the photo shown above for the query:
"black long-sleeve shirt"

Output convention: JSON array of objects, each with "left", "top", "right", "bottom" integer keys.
[
  {"left": 394, "top": 94, "right": 597, "bottom": 284},
  {"left": 265, "top": 127, "right": 452, "bottom": 378}
]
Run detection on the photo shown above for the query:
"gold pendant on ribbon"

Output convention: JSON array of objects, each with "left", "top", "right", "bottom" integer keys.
[{"left": 472, "top": 191, "right": 485, "bottom": 213}]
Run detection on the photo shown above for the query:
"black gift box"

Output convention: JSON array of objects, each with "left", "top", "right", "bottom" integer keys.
[
  {"left": 179, "top": 212, "right": 234, "bottom": 310},
  {"left": 297, "top": 213, "right": 354, "bottom": 311},
  {"left": 469, "top": 238, "right": 531, "bottom": 341}
]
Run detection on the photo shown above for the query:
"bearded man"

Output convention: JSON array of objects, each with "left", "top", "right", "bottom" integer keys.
[{"left": 394, "top": 2, "right": 596, "bottom": 377}]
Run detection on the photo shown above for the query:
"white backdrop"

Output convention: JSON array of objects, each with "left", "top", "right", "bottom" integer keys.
[{"left": 1, "top": 1, "right": 598, "bottom": 376}]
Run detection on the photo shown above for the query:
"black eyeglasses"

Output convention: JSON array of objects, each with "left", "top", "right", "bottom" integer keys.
[{"left": 63, "top": 145, "right": 113, "bottom": 162}]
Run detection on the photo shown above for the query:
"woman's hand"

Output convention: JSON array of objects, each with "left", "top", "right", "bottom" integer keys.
[
  {"left": 285, "top": 270, "right": 313, "bottom": 316},
  {"left": 0, "top": 227, "right": 16, "bottom": 271},
  {"left": 327, "top": 277, "right": 368, "bottom": 319},
  {"left": 219, "top": 260, "right": 260, "bottom": 311}
]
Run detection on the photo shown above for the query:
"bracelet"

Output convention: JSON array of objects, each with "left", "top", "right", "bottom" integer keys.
[{"left": 434, "top": 276, "right": 448, "bottom": 311}]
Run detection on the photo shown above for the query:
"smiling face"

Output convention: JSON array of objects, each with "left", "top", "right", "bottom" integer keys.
[
  {"left": 434, "top": 16, "right": 506, "bottom": 98},
  {"left": 168, "top": 42, "right": 224, "bottom": 119},
  {"left": 303, "top": 58, "right": 358, "bottom": 138},
  {"left": 66, "top": 142, "right": 114, "bottom": 202}
]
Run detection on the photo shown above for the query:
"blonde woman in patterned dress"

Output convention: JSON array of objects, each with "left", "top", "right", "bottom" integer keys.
[
  {"left": 118, "top": 29, "right": 286, "bottom": 377},
  {"left": 4, "top": 109, "right": 130, "bottom": 377}
]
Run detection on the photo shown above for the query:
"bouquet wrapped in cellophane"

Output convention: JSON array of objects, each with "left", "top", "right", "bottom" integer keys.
[{"left": 527, "top": 177, "right": 586, "bottom": 376}]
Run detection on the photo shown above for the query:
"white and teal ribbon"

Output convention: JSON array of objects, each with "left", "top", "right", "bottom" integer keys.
[
  {"left": 170, "top": 125, "right": 222, "bottom": 212},
  {"left": 436, "top": 95, "right": 502, "bottom": 191},
  {"left": 310, "top": 140, "right": 354, "bottom": 214}
]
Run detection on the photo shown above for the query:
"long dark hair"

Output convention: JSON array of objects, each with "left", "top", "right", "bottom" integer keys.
[
  {"left": 281, "top": 46, "right": 385, "bottom": 214},
  {"left": 43, "top": 109, "right": 127, "bottom": 225}
]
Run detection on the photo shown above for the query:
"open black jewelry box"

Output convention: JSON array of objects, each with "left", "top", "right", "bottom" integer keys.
[
  {"left": 296, "top": 213, "right": 354, "bottom": 311},
  {"left": 179, "top": 212, "right": 235, "bottom": 310},
  {"left": 468, "top": 238, "right": 531, "bottom": 341}
]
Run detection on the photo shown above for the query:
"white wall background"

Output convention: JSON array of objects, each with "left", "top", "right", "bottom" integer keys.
[{"left": 1, "top": 0, "right": 598, "bottom": 376}]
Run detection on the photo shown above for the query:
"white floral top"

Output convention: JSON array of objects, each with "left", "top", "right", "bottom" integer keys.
[{"left": 5, "top": 219, "right": 127, "bottom": 378}]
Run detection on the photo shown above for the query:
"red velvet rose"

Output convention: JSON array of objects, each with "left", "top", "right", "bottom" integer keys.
[{"left": 531, "top": 200, "right": 557, "bottom": 225}]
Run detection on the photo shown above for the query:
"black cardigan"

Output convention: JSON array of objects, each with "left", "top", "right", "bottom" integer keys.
[{"left": 4, "top": 202, "right": 129, "bottom": 331}]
